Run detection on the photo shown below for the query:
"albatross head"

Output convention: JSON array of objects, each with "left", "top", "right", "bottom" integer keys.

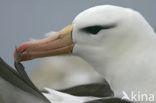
[{"left": 14, "top": 5, "right": 155, "bottom": 74}]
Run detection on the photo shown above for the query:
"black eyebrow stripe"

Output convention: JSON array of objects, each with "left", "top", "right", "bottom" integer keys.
[
  {"left": 81, "top": 24, "right": 116, "bottom": 34},
  {"left": 83, "top": 24, "right": 116, "bottom": 30},
  {"left": 81, "top": 24, "right": 116, "bottom": 31},
  {"left": 101, "top": 24, "right": 116, "bottom": 29}
]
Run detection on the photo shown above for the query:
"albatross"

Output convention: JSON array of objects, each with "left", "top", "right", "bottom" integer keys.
[{"left": 14, "top": 5, "right": 156, "bottom": 102}]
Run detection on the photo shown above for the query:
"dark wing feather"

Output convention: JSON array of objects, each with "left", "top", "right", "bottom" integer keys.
[
  {"left": 58, "top": 82, "right": 114, "bottom": 97},
  {"left": 0, "top": 57, "right": 50, "bottom": 103}
]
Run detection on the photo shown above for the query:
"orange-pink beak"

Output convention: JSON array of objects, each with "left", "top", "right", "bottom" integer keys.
[{"left": 14, "top": 24, "right": 74, "bottom": 62}]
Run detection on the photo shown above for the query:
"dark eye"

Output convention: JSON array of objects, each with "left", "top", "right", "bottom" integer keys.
[{"left": 81, "top": 25, "right": 115, "bottom": 35}]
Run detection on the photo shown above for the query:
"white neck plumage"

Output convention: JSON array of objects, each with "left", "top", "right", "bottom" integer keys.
[{"left": 76, "top": 19, "right": 156, "bottom": 98}]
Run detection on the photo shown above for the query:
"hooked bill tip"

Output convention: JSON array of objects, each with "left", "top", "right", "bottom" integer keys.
[{"left": 13, "top": 42, "right": 30, "bottom": 62}]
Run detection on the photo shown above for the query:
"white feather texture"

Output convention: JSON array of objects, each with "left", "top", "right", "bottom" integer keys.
[
  {"left": 71, "top": 5, "right": 156, "bottom": 102},
  {"left": 44, "top": 31, "right": 57, "bottom": 37},
  {"left": 29, "top": 38, "right": 38, "bottom": 41},
  {"left": 29, "top": 31, "right": 56, "bottom": 41}
]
